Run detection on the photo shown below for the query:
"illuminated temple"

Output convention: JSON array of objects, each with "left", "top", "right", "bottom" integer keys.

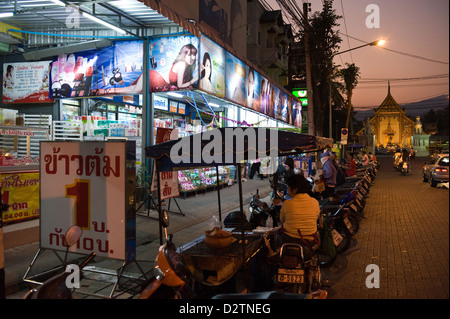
[{"left": 357, "top": 83, "right": 416, "bottom": 149}]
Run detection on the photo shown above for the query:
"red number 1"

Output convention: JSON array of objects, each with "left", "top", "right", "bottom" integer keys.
[{"left": 65, "top": 179, "right": 90, "bottom": 230}]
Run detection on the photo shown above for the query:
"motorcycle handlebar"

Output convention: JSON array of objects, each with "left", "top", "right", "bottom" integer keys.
[{"left": 78, "top": 252, "right": 96, "bottom": 270}]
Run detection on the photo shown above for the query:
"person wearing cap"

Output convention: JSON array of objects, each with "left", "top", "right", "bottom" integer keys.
[
  {"left": 272, "top": 157, "right": 295, "bottom": 192},
  {"left": 320, "top": 151, "right": 337, "bottom": 199}
]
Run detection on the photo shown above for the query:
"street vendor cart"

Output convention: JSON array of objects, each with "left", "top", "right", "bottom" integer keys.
[{"left": 145, "top": 127, "right": 332, "bottom": 291}]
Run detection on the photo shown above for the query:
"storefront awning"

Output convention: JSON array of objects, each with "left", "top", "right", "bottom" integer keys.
[
  {"left": 146, "top": 127, "right": 333, "bottom": 171},
  {"left": 138, "top": 0, "right": 200, "bottom": 36}
]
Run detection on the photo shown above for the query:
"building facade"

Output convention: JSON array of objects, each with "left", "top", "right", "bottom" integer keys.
[
  {"left": 246, "top": 0, "right": 293, "bottom": 89},
  {"left": 358, "top": 84, "right": 415, "bottom": 149}
]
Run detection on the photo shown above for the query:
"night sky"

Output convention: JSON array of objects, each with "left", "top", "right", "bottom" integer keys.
[{"left": 266, "top": 0, "right": 449, "bottom": 110}]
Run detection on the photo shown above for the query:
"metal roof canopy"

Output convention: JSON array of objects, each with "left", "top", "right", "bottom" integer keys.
[{"left": 0, "top": 0, "right": 185, "bottom": 49}]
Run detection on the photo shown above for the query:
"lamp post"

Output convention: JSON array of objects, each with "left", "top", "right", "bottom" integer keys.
[
  {"left": 334, "top": 39, "right": 385, "bottom": 56},
  {"left": 329, "top": 39, "right": 385, "bottom": 138}
]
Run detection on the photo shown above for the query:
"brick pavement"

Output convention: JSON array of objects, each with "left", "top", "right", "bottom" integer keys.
[{"left": 322, "top": 155, "right": 449, "bottom": 299}]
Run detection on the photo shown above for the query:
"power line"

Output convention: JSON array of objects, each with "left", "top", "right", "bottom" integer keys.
[
  {"left": 356, "top": 82, "right": 449, "bottom": 89},
  {"left": 340, "top": 32, "right": 449, "bottom": 65},
  {"left": 339, "top": 0, "right": 353, "bottom": 63},
  {"left": 359, "top": 73, "right": 449, "bottom": 83}
]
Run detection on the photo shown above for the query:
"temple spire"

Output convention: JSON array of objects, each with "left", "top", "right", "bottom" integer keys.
[{"left": 388, "top": 80, "right": 391, "bottom": 95}]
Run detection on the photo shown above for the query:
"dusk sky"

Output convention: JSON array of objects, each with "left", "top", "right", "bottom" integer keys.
[{"left": 266, "top": 0, "right": 449, "bottom": 110}]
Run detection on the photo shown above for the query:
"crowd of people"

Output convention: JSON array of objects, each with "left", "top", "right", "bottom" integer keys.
[{"left": 265, "top": 149, "right": 378, "bottom": 255}]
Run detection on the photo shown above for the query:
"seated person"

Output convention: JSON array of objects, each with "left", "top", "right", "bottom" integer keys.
[
  {"left": 343, "top": 153, "right": 357, "bottom": 177},
  {"left": 269, "top": 174, "right": 320, "bottom": 260}
]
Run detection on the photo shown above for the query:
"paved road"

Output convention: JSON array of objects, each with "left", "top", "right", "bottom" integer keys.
[{"left": 322, "top": 155, "right": 449, "bottom": 299}]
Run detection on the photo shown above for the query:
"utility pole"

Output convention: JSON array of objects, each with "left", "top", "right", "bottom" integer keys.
[{"left": 303, "top": 2, "right": 315, "bottom": 136}]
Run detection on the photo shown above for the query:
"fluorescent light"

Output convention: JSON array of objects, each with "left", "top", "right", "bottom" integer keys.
[
  {"left": 50, "top": 0, "right": 66, "bottom": 6},
  {"left": 0, "top": 12, "right": 14, "bottom": 18},
  {"left": 82, "top": 12, "right": 126, "bottom": 34},
  {"left": 167, "top": 92, "right": 184, "bottom": 98},
  {"left": 209, "top": 103, "right": 220, "bottom": 107}
]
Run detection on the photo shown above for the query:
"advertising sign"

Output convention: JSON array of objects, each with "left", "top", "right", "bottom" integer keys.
[
  {"left": 225, "top": 51, "right": 246, "bottom": 105},
  {"left": 151, "top": 128, "right": 180, "bottom": 200},
  {"left": 275, "top": 89, "right": 288, "bottom": 122},
  {"left": 2, "top": 61, "right": 53, "bottom": 104},
  {"left": 1, "top": 171, "right": 40, "bottom": 224},
  {"left": 293, "top": 100, "right": 302, "bottom": 129},
  {"left": 49, "top": 36, "right": 200, "bottom": 99},
  {"left": 40, "top": 141, "right": 136, "bottom": 261},
  {"left": 50, "top": 41, "right": 143, "bottom": 99},
  {"left": 153, "top": 95, "right": 169, "bottom": 111},
  {"left": 148, "top": 35, "right": 200, "bottom": 92},
  {"left": 199, "top": 35, "right": 226, "bottom": 98}
]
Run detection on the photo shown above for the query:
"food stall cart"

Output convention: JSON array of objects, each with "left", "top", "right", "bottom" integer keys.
[{"left": 145, "top": 127, "right": 332, "bottom": 289}]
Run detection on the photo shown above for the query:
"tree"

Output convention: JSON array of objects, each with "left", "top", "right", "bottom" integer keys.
[
  {"left": 290, "top": 0, "right": 342, "bottom": 136},
  {"left": 339, "top": 62, "right": 360, "bottom": 133}
]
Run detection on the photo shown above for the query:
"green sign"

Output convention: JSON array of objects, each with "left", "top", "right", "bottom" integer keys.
[{"left": 292, "top": 89, "right": 308, "bottom": 106}]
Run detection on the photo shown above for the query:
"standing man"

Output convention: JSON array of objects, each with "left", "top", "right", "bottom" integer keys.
[
  {"left": 321, "top": 151, "right": 337, "bottom": 199},
  {"left": 249, "top": 158, "right": 264, "bottom": 180}
]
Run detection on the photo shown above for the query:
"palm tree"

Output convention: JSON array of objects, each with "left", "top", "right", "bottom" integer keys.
[{"left": 339, "top": 63, "right": 360, "bottom": 133}]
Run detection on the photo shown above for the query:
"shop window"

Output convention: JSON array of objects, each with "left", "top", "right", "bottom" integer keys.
[{"left": 62, "top": 99, "right": 80, "bottom": 120}]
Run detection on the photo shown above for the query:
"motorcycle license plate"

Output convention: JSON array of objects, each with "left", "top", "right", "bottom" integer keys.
[
  {"left": 332, "top": 229, "right": 344, "bottom": 246},
  {"left": 344, "top": 217, "right": 352, "bottom": 230},
  {"left": 277, "top": 268, "right": 304, "bottom": 283}
]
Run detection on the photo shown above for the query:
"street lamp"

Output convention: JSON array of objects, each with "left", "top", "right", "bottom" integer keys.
[
  {"left": 334, "top": 39, "right": 385, "bottom": 56},
  {"left": 329, "top": 39, "right": 385, "bottom": 138}
]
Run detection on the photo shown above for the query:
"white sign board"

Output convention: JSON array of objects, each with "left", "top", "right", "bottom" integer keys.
[{"left": 40, "top": 141, "right": 136, "bottom": 261}]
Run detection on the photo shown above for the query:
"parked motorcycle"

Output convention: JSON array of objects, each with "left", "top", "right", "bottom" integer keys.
[
  {"left": 316, "top": 206, "right": 353, "bottom": 268},
  {"left": 24, "top": 225, "right": 96, "bottom": 299},
  {"left": 401, "top": 161, "right": 409, "bottom": 175},
  {"left": 138, "top": 210, "right": 192, "bottom": 299},
  {"left": 249, "top": 189, "right": 271, "bottom": 227},
  {"left": 263, "top": 234, "right": 323, "bottom": 295}
]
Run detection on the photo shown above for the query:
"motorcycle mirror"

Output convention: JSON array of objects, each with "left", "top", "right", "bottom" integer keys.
[
  {"left": 65, "top": 225, "right": 83, "bottom": 247},
  {"left": 161, "top": 209, "right": 169, "bottom": 228}
]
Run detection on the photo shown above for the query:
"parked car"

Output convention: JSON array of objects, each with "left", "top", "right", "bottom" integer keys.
[{"left": 422, "top": 154, "right": 449, "bottom": 187}]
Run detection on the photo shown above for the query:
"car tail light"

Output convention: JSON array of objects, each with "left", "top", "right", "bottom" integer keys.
[{"left": 435, "top": 168, "right": 448, "bottom": 172}]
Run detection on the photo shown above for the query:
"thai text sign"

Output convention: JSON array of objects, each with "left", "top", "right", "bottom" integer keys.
[
  {"left": 1, "top": 171, "right": 40, "bottom": 224},
  {"left": 152, "top": 128, "right": 180, "bottom": 200},
  {"left": 40, "top": 141, "right": 136, "bottom": 261},
  {"left": 2, "top": 61, "right": 53, "bottom": 104}
]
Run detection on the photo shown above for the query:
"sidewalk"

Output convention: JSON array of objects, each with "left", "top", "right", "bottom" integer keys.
[{"left": 321, "top": 155, "right": 449, "bottom": 299}]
